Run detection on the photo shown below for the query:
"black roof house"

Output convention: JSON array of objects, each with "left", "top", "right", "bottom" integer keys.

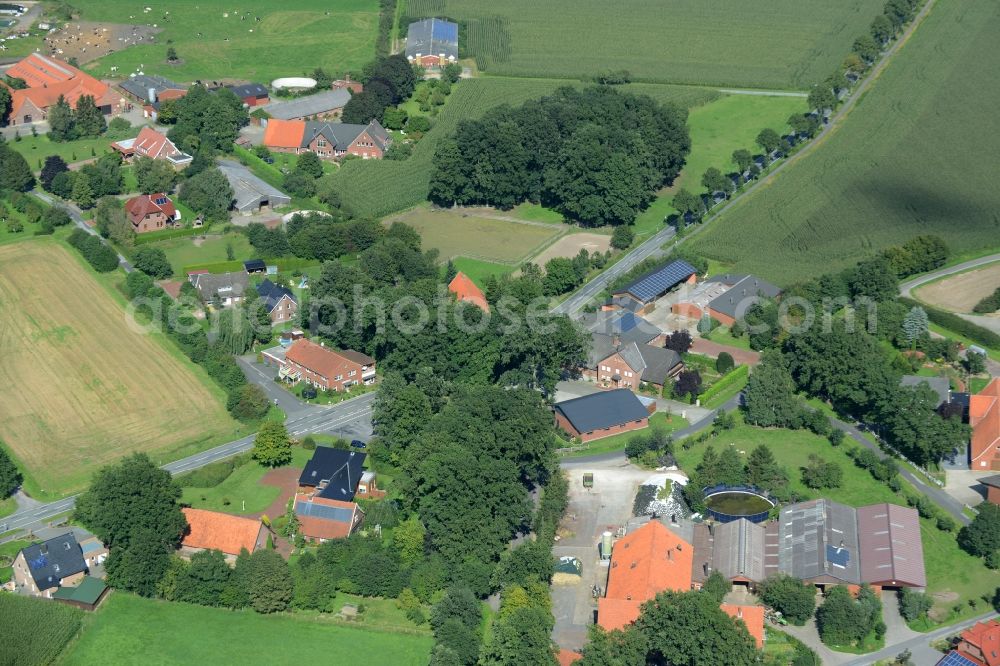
[
  {"left": 298, "top": 447, "right": 366, "bottom": 501},
  {"left": 553, "top": 389, "right": 649, "bottom": 435},
  {"left": 19, "top": 533, "right": 87, "bottom": 592},
  {"left": 256, "top": 279, "right": 296, "bottom": 313}
]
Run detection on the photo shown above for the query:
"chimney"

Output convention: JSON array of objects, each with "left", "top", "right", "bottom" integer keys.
[
  {"left": 667, "top": 550, "right": 672, "bottom": 561},
  {"left": 677, "top": 543, "right": 683, "bottom": 551},
  {"left": 612, "top": 334, "right": 621, "bottom": 346},
  {"left": 148, "top": 87, "right": 157, "bottom": 103},
  {"left": 630, "top": 561, "right": 637, "bottom": 569}
]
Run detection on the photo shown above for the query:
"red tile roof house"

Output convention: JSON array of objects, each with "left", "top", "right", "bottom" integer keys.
[
  {"left": 970, "top": 378, "right": 1000, "bottom": 470},
  {"left": 111, "top": 125, "right": 193, "bottom": 168},
  {"left": 448, "top": 271, "right": 489, "bottom": 311},
  {"left": 597, "top": 520, "right": 766, "bottom": 647},
  {"left": 938, "top": 618, "right": 1000, "bottom": 666},
  {"left": 553, "top": 389, "right": 652, "bottom": 443},
  {"left": 125, "top": 193, "right": 179, "bottom": 233},
  {"left": 263, "top": 118, "right": 391, "bottom": 160},
  {"left": 262, "top": 338, "right": 376, "bottom": 391},
  {"left": 180, "top": 508, "right": 268, "bottom": 564},
  {"left": 294, "top": 447, "right": 376, "bottom": 542},
  {"left": 4, "top": 53, "right": 119, "bottom": 125}
]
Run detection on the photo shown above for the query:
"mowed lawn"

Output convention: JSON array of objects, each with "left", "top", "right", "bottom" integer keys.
[
  {"left": 150, "top": 232, "right": 255, "bottom": 276},
  {"left": 0, "top": 241, "right": 238, "bottom": 496},
  {"left": 691, "top": 0, "right": 1000, "bottom": 285},
  {"left": 675, "top": 418, "right": 1000, "bottom": 618},
  {"left": 388, "top": 207, "right": 562, "bottom": 264},
  {"left": 632, "top": 93, "right": 806, "bottom": 238},
  {"left": 406, "top": 0, "right": 884, "bottom": 89},
  {"left": 10, "top": 134, "right": 117, "bottom": 171},
  {"left": 451, "top": 257, "right": 515, "bottom": 286},
  {"left": 75, "top": 0, "right": 378, "bottom": 82},
  {"left": 61, "top": 593, "right": 434, "bottom": 666}
]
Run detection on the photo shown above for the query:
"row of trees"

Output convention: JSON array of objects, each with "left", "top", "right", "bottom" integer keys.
[
  {"left": 67, "top": 227, "right": 119, "bottom": 272},
  {"left": 41, "top": 152, "right": 125, "bottom": 209},
  {"left": 246, "top": 211, "right": 383, "bottom": 262},
  {"left": 429, "top": 86, "right": 691, "bottom": 227}
]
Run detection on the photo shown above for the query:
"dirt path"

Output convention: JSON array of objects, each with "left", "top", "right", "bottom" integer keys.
[{"left": 252, "top": 466, "right": 301, "bottom": 520}]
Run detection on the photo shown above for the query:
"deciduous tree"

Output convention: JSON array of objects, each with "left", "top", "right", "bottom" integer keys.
[{"left": 252, "top": 421, "right": 292, "bottom": 467}]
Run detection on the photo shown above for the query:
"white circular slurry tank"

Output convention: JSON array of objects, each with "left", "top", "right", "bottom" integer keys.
[{"left": 271, "top": 77, "right": 317, "bottom": 91}]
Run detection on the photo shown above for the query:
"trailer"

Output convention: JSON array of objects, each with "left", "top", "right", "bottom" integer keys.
[{"left": 582, "top": 472, "right": 594, "bottom": 489}]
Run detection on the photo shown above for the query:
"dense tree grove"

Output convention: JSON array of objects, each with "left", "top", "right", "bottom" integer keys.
[
  {"left": 429, "top": 86, "right": 690, "bottom": 226},
  {"left": 0, "top": 141, "right": 34, "bottom": 192},
  {"left": 342, "top": 54, "right": 417, "bottom": 125},
  {"left": 0, "top": 447, "right": 22, "bottom": 499},
  {"left": 307, "top": 225, "right": 587, "bottom": 395},
  {"left": 758, "top": 574, "right": 816, "bottom": 624},
  {"left": 67, "top": 228, "right": 120, "bottom": 272},
  {"left": 167, "top": 84, "right": 249, "bottom": 153},
  {"left": 179, "top": 167, "right": 234, "bottom": 221},
  {"left": 815, "top": 585, "right": 883, "bottom": 647}
]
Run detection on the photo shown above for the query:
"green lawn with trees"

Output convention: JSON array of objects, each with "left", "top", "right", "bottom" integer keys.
[
  {"left": 690, "top": 0, "right": 1000, "bottom": 285},
  {"left": 60, "top": 593, "right": 433, "bottom": 665}
]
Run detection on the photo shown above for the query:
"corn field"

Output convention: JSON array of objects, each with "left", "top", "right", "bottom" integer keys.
[{"left": 0, "top": 594, "right": 83, "bottom": 666}]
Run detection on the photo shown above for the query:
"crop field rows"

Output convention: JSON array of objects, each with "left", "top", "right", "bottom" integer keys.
[
  {"left": 691, "top": 0, "right": 1000, "bottom": 285},
  {"left": 405, "top": 0, "right": 886, "bottom": 89},
  {"left": 332, "top": 77, "right": 718, "bottom": 219},
  {"left": 0, "top": 242, "right": 236, "bottom": 495}
]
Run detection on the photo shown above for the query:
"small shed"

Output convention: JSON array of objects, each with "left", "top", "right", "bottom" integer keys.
[
  {"left": 244, "top": 259, "right": 266, "bottom": 274},
  {"left": 52, "top": 576, "right": 109, "bottom": 611}
]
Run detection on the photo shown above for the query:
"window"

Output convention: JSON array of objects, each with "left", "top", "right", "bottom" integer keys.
[
  {"left": 335, "top": 374, "right": 343, "bottom": 381},
  {"left": 348, "top": 370, "right": 356, "bottom": 377},
  {"left": 317, "top": 139, "right": 327, "bottom": 148}
]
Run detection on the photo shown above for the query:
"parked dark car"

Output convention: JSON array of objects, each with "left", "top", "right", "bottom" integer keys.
[{"left": 351, "top": 439, "right": 366, "bottom": 449}]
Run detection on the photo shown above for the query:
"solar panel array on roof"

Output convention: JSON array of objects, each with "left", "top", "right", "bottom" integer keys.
[
  {"left": 154, "top": 196, "right": 168, "bottom": 205},
  {"left": 295, "top": 501, "right": 353, "bottom": 524},
  {"left": 825, "top": 544, "right": 850, "bottom": 569},
  {"left": 618, "top": 260, "right": 697, "bottom": 304},
  {"left": 617, "top": 312, "right": 639, "bottom": 333},
  {"left": 432, "top": 20, "right": 458, "bottom": 43},
  {"left": 937, "top": 652, "right": 981, "bottom": 666}
]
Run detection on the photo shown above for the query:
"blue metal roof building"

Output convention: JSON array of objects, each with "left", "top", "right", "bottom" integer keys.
[
  {"left": 405, "top": 18, "right": 459, "bottom": 65},
  {"left": 613, "top": 259, "right": 697, "bottom": 308}
]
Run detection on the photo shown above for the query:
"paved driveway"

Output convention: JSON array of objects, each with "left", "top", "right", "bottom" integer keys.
[{"left": 237, "top": 355, "right": 316, "bottom": 419}]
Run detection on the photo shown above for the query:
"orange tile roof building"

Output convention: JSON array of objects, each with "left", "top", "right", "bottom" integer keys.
[
  {"left": 938, "top": 618, "right": 1000, "bottom": 666},
  {"left": 597, "top": 521, "right": 765, "bottom": 646},
  {"left": 294, "top": 494, "right": 364, "bottom": 541},
  {"left": 5, "top": 53, "right": 118, "bottom": 125},
  {"left": 111, "top": 126, "right": 193, "bottom": 167},
  {"left": 970, "top": 378, "right": 1000, "bottom": 470},
  {"left": 264, "top": 338, "right": 376, "bottom": 392},
  {"left": 180, "top": 508, "right": 268, "bottom": 563},
  {"left": 448, "top": 271, "right": 490, "bottom": 312}
]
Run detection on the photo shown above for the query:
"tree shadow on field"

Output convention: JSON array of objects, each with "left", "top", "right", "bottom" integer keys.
[{"left": 851, "top": 174, "right": 999, "bottom": 233}]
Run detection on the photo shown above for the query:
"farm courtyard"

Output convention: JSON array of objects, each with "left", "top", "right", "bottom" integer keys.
[{"left": 0, "top": 241, "right": 239, "bottom": 497}]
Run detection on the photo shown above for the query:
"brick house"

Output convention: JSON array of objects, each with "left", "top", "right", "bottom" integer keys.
[
  {"left": 117, "top": 74, "right": 187, "bottom": 119},
  {"left": 937, "top": 618, "right": 1000, "bottom": 666},
  {"left": 263, "top": 338, "right": 376, "bottom": 391},
  {"left": 971, "top": 378, "right": 1000, "bottom": 470},
  {"left": 577, "top": 311, "right": 680, "bottom": 391},
  {"left": 180, "top": 508, "right": 268, "bottom": 564},
  {"left": 5, "top": 53, "right": 119, "bottom": 124},
  {"left": 294, "top": 447, "right": 381, "bottom": 542},
  {"left": 405, "top": 18, "right": 459, "bottom": 68},
  {"left": 553, "top": 389, "right": 652, "bottom": 442},
  {"left": 12, "top": 533, "right": 89, "bottom": 598},
  {"left": 263, "top": 118, "right": 391, "bottom": 160},
  {"left": 981, "top": 475, "right": 1000, "bottom": 506},
  {"left": 125, "top": 193, "right": 179, "bottom": 233},
  {"left": 256, "top": 279, "right": 297, "bottom": 324},
  {"left": 111, "top": 125, "right": 193, "bottom": 167}
]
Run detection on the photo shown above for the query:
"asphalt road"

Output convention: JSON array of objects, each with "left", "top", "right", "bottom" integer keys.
[
  {"left": 842, "top": 610, "right": 996, "bottom": 666},
  {"left": 899, "top": 253, "right": 1000, "bottom": 299},
  {"left": 0, "top": 392, "right": 375, "bottom": 540},
  {"left": 32, "top": 189, "right": 134, "bottom": 272}
]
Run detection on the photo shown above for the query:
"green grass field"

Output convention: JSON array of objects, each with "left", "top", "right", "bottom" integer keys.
[
  {"left": 632, "top": 94, "right": 805, "bottom": 238},
  {"left": 180, "top": 448, "right": 312, "bottom": 515},
  {"left": 75, "top": 0, "right": 379, "bottom": 82},
  {"left": 150, "top": 232, "right": 255, "bottom": 276},
  {"left": 405, "top": 0, "right": 883, "bottom": 88},
  {"left": 451, "top": 257, "right": 515, "bottom": 286},
  {"left": 61, "top": 593, "right": 434, "bottom": 665},
  {"left": 388, "top": 206, "right": 563, "bottom": 264},
  {"left": 675, "top": 416, "right": 1000, "bottom": 618},
  {"left": 332, "top": 77, "right": 717, "bottom": 219},
  {"left": 10, "top": 134, "right": 116, "bottom": 169},
  {"left": 690, "top": 0, "right": 1000, "bottom": 285}
]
